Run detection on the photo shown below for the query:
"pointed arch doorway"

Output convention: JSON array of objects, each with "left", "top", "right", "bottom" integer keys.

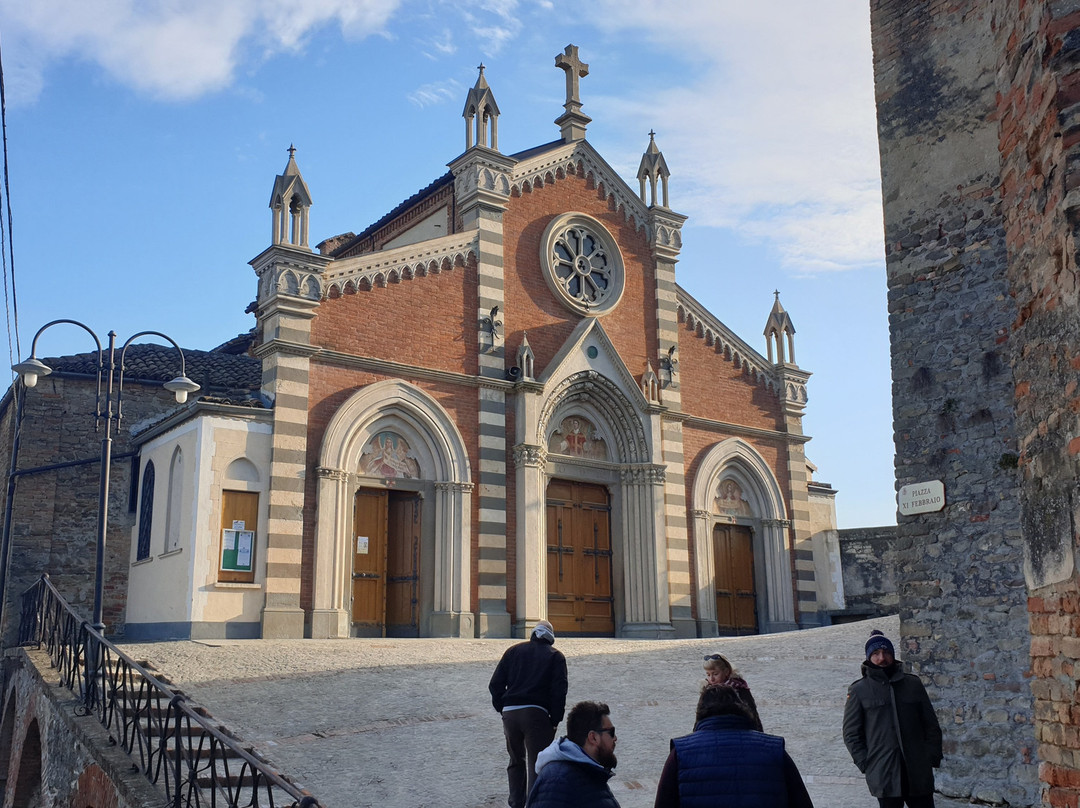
[
  {"left": 545, "top": 479, "right": 615, "bottom": 636},
  {"left": 352, "top": 487, "right": 422, "bottom": 637}
]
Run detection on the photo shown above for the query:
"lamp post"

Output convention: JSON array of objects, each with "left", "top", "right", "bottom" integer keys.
[{"left": 9, "top": 319, "right": 199, "bottom": 633}]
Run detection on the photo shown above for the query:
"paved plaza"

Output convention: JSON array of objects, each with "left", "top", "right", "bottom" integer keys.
[{"left": 122, "top": 616, "right": 977, "bottom": 808}]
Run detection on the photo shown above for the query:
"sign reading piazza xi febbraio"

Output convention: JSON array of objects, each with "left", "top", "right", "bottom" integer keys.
[{"left": 898, "top": 480, "right": 945, "bottom": 516}]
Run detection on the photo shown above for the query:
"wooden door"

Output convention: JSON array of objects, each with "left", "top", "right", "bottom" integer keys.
[
  {"left": 352, "top": 489, "right": 388, "bottom": 632},
  {"left": 714, "top": 524, "right": 756, "bottom": 634},
  {"left": 546, "top": 480, "right": 614, "bottom": 636},
  {"left": 386, "top": 491, "right": 421, "bottom": 637}
]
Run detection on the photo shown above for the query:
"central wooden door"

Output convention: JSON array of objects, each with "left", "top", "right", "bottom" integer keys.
[
  {"left": 714, "top": 524, "right": 756, "bottom": 634},
  {"left": 352, "top": 488, "right": 421, "bottom": 637},
  {"left": 546, "top": 480, "right": 614, "bottom": 636}
]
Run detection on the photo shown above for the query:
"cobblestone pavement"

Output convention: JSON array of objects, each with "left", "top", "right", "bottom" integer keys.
[{"left": 121, "top": 616, "right": 978, "bottom": 808}]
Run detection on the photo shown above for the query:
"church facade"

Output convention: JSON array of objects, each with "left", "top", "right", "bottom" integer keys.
[{"left": 121, "top": 46, "right": 829, "bottom": 641}]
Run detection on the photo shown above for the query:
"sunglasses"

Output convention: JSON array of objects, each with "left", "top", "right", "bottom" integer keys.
[
  {"left": 703, "top": 654, "right": 728, "bottom": 662},
  {"left": 596, "top": 727, "right": 616, "bottom": 739}
]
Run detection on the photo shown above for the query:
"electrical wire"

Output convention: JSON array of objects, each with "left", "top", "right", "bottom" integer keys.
[{"left": 0, "top": 30, "right": 18, "bottom": 368}]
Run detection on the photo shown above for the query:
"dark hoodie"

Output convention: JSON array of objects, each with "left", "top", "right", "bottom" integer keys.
[{"left": 489, "top": 634, "right": 568, "bottom": 724}]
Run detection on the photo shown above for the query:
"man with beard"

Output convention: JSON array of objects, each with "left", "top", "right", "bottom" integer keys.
[
  {"left": 527, "top": 701, "right": 621, "bottom": 808},
  {"left": 843, "top": 630, "right": 943, "bottom": 808}
]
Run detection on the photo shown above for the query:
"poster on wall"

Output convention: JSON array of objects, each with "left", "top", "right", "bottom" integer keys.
[{"left": 221, "top": 529, "right": 255, "bottom": 572}]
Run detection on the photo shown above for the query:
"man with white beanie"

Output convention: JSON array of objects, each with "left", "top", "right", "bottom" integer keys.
[{"left": 489, "top": 620, "right": 569, "bottom": 808}]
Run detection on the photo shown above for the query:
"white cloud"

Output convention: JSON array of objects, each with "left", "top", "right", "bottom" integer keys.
[
  {"left": 586, "top": 0, "right": 883, "bottom": 274},
  {"left": 0, "top": 0, "right": 404, "bottom": 103},
  {"left": 408, "top": 79, "right": 462, "bottom": 108}
]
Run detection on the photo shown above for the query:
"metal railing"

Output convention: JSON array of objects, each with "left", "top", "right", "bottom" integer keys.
[{"left": 18, "top": 574, "right": 322, "bottom": 808}]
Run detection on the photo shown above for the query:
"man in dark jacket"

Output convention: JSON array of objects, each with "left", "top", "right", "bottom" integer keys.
[
  {"left": 843, "top": 629, "right": 943, "bottom": 808},
  {"left": 489, "top": 620, "right": 569, "bottom": 808},
  {"left": 653, "top": 684, "right": 814, "bottom": 808},
  {"left": 527, "top": 700, "right": 621, "bottom": 808}
]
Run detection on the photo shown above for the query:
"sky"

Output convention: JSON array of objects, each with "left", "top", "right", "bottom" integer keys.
[{"left": 0, "top": 0, "right": 895, "bottom": 528}]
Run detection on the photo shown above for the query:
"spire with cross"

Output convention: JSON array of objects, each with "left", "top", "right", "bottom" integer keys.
[
  {"left": 554, "top": 44, "right": 592, "bottom": 143},
  {"left": 462, "top": 61, "right": 501, "bottom": 151}
]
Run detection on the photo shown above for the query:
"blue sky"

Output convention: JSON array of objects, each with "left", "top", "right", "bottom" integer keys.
[{"left": 0, "top": 0, "right": 894, "bottom": 528}]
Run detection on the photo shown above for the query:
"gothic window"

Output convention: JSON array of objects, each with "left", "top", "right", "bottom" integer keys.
[
  {"left": 541, "top": 213, "right": 624, "bottom": 315},
  {"left": 136, "top": 461, "right": 155, "bottom": 561},
  {"left": 164, "top": 448, "right": 183, "bottom": 553}
]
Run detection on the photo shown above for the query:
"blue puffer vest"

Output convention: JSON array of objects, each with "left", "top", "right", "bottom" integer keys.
[{"left": 672, "top": 714, "right": 787, "bottom": 808}]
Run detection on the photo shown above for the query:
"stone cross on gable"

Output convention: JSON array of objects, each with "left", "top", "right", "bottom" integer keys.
[{"left": 556, "top": 44, "right": 589, "bottom": 109}]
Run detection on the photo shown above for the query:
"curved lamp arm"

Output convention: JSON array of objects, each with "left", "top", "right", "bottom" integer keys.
[
  {"left": 12, "top": 320, "right": 104, "bottom": 406},
  {"left": 118, "top": 331, "right": 200, "bottom": 419}
]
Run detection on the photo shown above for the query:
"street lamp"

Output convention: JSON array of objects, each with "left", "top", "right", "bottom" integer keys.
[{"left": 9, "top": 319, "right": 199, "bottom": 633}]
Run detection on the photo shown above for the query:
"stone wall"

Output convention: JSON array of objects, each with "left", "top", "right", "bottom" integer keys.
[
  {"left": 0, "top": 375, "right": 183, "bottom": 641},
  {"left": 0, "top": 647, "right": 163, "bottom": 807},
  {"left": 870, "top": 1, "right": 1039, "bottom": 804},
  {"left": 837, "top": 526, "right": 898, "bottom": 618},
  {"left": 994, "top": 3, "right": 1080, "bottom": 806}
]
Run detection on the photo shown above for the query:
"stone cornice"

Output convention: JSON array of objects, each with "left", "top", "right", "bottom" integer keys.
[
  {"left": 322, "top": 232, "right": 478, "bottom": 296},
  {"left": 315, "top": 350, "right": 514, "bottom": 391},
  {"left": 249, "top": 243, "right": 333, "bottom": 276},
  {"left": 133, "top": 400, "right": 272, "bottom": 445},
  {"left": 672, "top": 413, "right": 811, "bottom": 444},
  {"left": 257, "top": 295, "right": 320, "bottom": 320},
  {"left": 676, "top": 284, "right": 779, "bottom": 391},
  {"left": 252, "top": 339, "right": 321, "bottom": 360}
]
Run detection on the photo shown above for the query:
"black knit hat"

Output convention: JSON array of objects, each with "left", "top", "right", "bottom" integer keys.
[{"left": 865, "top": 629, "right": 895, "bottom": 660}]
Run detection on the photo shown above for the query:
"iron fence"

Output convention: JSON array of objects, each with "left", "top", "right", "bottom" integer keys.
[{"left": 18, "top": 574, "right": 322, "bottom": 808}]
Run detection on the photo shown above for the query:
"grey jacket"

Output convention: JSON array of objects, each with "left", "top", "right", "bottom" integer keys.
[{"left": 842, "top": 662, "right": 943, "bottom": 798}]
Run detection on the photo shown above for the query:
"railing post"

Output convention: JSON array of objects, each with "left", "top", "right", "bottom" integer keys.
[
  {"left": 171, "top": 693, "right": 184, "bottom": 808},
  {"left": 82, "top": 623, "right": 95, "bottom": 709}
]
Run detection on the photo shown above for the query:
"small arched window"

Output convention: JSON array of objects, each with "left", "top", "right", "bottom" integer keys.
[
  {"left": 136, "top": 461, "right": 155, "bottom": 561},
  {"left": 164, "top": 448, "right": 183, "bottom": 552}
]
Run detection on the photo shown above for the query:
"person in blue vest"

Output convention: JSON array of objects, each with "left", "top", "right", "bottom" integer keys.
[
  {"left": 489, "top": 620, "right": 569, "bottom": 808},
  {"left": 652, "top": 683, "right": 814, "bottom": 808},
  {"left": 843, "top": 630, "right": 942, "bottom": 808}
]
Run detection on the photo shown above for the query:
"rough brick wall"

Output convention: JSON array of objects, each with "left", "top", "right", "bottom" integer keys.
[
  {"left": 871, "top": 0, "right": 1038, "bottom": 803},
  {"left": 995, "top": 2, "right": 1080, "bottom": 805},
  {"left": 0, "top": 376, "right": 181, "bottom": 640}
]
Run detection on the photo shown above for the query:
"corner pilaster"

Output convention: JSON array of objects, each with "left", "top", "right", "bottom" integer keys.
[
  {"left": 648, "top": 206, "right": 693, "bottom": 635},
  {"left": 450, "top": 147, "right": 516, "bottom": 637},
  {"left": 777, "top": 366, "right": 817, "bottom": 626},
  {"left": 250, "top": 244, "right": 330, "bottom": 638}
]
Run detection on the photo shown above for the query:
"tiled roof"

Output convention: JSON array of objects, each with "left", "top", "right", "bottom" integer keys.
[
  {"left": 328, "top": 172, "right": 455, "bottom": 258},
  {"left": 41, "top": 344, "right": 261, "bottom": 393}
]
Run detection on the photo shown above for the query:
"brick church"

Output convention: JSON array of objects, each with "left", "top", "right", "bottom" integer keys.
[{"left": 11, "top": 46, "right": 839, "bottom": 641}]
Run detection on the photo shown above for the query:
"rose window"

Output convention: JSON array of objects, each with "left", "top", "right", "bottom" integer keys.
[{"left": 540, "top": 213, "right": 624, "bottom": 315}]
